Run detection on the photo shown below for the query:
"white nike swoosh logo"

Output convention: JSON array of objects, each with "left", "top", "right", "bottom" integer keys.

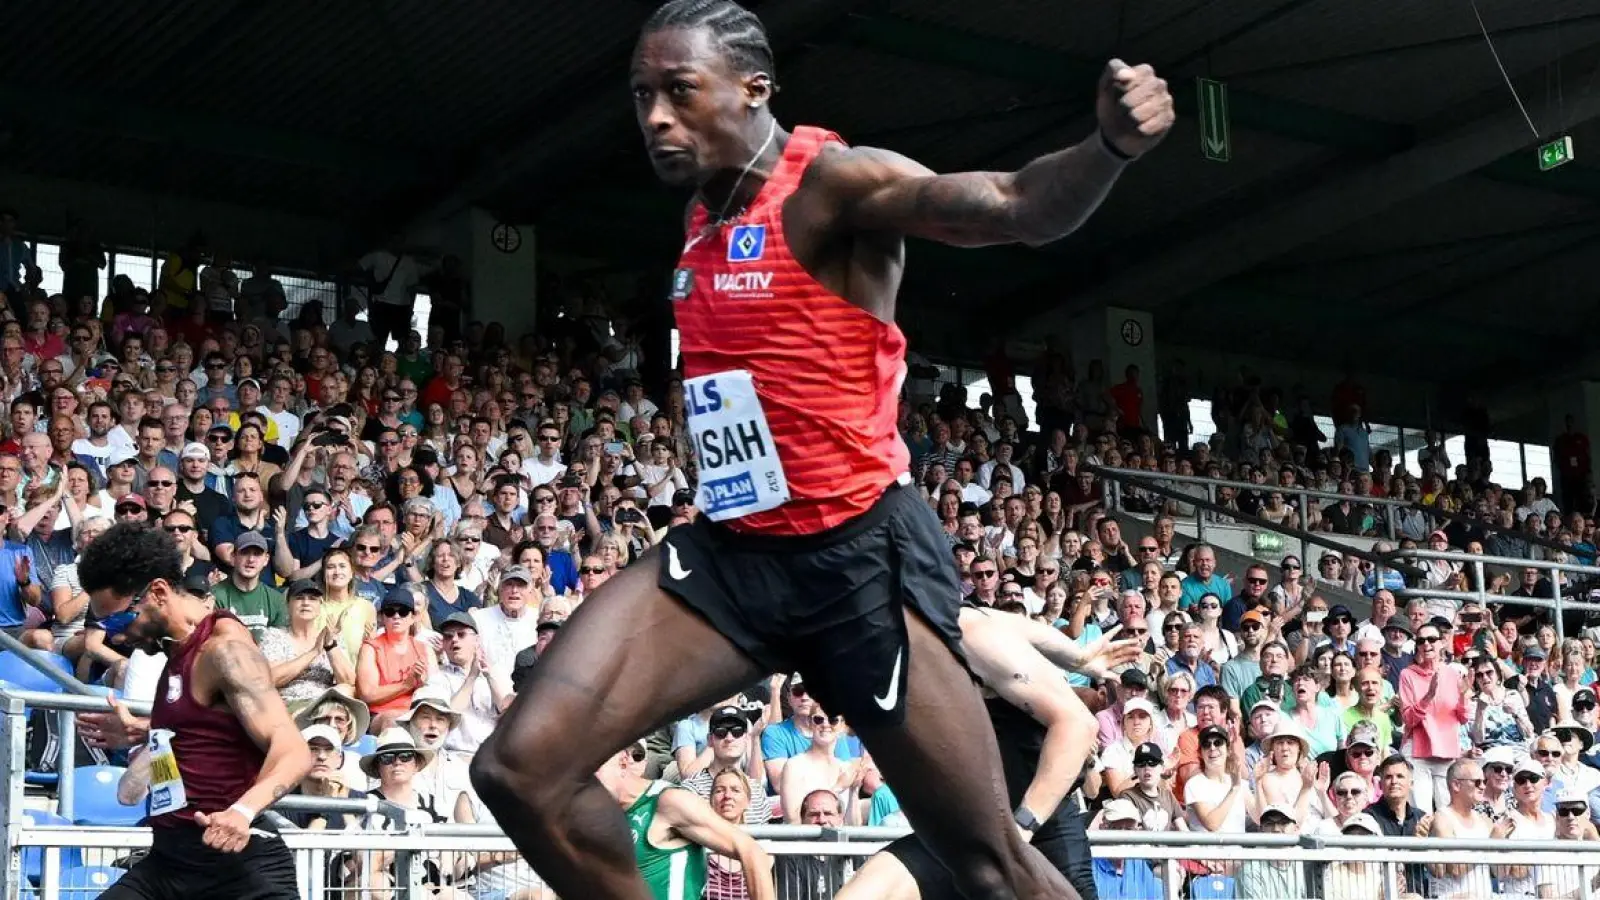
[
  {"left": 874, "top": 649, "right": 904, "bottom": 710},
  {"left": 667, "top": 543, "right": 693, "bottom": 580}
]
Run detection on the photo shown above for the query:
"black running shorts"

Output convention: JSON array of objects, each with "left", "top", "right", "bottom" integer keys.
[
  {"left": 657, "top": 481, "right": 966, "bottom": 729},
  {"left": 100, "top": 818, "right": 300, "bottom": 900}
]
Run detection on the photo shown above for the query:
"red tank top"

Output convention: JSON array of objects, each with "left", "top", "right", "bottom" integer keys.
[
  {"left": 148, "top": 610, "right": 266, "bottom": 827},
  {"left": 673, "top": 126, "right": 909, "bottom": 535}
]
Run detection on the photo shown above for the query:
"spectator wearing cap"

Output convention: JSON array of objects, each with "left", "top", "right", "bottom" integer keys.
[
  {"left": 1219, "top": 608, "right": 1268, "bottom": 715},
  {"left": 760, "top": 674, "right": 862, "bottom": 788},
  {"left": 112, "top": 490, "right": 149, "bottom": 525},
  {"left": 1544, "top": 787, "right": 1600, "bottom": 895},
  {"left": 1318, "top": 769, "right": 1374, "bottom": 832},
  {"left": 469, "top": 565, "right": 539, "bottom": 681},
  {"left": 1089, "top": 799, "right": 1161, "bottom": 898},
  {"left": 680, "top": 705, "right": 775, "bottom": 824},
  {"left": 1341, "top": 670, "right": 1395, "bottom": 755},
  {"left": 1378, "top": 614, "right": 1414, "bottom": 689},
  {"left": 1547, "top": 717, "right": 1600, "bottom": 812},
  {"left": 209, "top": 471, "right": 275, "bottom": 568},
  {"left": 1242, "top": 698, "right": 1283, "bottom": 778},
  {"left": 1115, "top": 741, "right": 1186, "bottom": 834},
  {"left": 670, "top": 487, "right": 698, "bottom": 525},
  {"left": 259, "top": 578, "right": 355, "bottom": 708},
  {"left": 272, "top": 484, "right": 340, "bottom": 582},
  {"left": 1184, "top": 723, "right": 1249, "bottom": 834},
  {"left": 425, "top": 612, "right": 509, "bottom": 754},
  {"left": 1316, "top": 604, "right": 1358, "bottom": 656},
  {"left": 1523, "top": 645, "right": 1560, "bottom": 734},
  {"left": 102, "top": 446, "right": 140, "bottom": 505},
  {"left": 294, "top": 684, "right": 372, "bottom": 783},
  {"left": 1324, "top": 812, "right": 1389, "bottom": 900},
  {"left": 174, "top": 440, "right": 230, "bottom": 533},
  {"left": 283, "top": 723, "right": 370, "bottom": 833},
  {"left": 357, "top": 586, "right": 434, "bottom": 732},
  {"left": 209, "top": 530, "right": 286, "bottom": 642},
  {"left": 1489, "top": 756, "right": 1553, "bottom": 896},
  {"left": 1236, "top": 804, "right": 1307, "bottom": 899},
  {"left": 1400, "top": 619, "right": 1469, "bottom": 812},
  {"left": 1097, "top": 669, "right": 1151, "bottom": 750},
  {"left": 1100, "top": 697, "right": 1161, "bottom": 796}
]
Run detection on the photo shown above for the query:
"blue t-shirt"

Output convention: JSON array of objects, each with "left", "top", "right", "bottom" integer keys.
[
  {"left": 547, "top": 549, "right": 579, "bottom": 595},
  {"left": 286, "top": 528, "right": 339, "bottom": 572},
  {"left": 0, "top": 542, "right": 39, "bottom": 627},
  {"left": 760, "top": 718, "right": 863, "bottom": 764},
  {"left": 209, "top": 513, "right": 277, "bottom": 555},
  {"left": 424, "top": 583, "right": 480, "bottom": 627}
]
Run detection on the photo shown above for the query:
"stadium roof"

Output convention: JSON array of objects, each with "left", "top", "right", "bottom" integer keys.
[{"left": 6, "top": 0, "right": 1600, "bottom": 414}]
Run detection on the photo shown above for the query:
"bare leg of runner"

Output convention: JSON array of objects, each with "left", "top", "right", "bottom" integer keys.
[
  {"left": 471, "top": 559, "right": 765, "bottom": 900},
  {"left": 849, "top": 612, "right": 1082, "bottom": 900}
]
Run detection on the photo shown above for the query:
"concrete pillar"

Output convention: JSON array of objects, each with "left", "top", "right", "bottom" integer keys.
[
  {"left": 438, "top": 207, "right": 537, "bottom": 343},
  {"left": 1065, "top": 305, "right": 1158, "bottom": 431}
]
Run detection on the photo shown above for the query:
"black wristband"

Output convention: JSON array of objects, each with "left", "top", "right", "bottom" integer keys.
[{"left": 1098, "top": 130, "right": 1136, "bottom": 162}]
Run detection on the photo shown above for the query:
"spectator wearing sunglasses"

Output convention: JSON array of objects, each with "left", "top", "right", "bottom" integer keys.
[
  {"left": 759, "top": 673, "right": 861, "bottom": 788},
  {"left": 356, "top": 587, "right": 434, "bottom": 733},
  {"left": 1399, "top": 623, "right": 1469, "bottom": 812},
  {"left": 681, "top": 705, "right": 774, "bottom": 824}
]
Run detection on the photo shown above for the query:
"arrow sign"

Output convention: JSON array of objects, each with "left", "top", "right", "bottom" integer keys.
[
  {"left": 1539, "top": 136, "right": 1575, "bottom": 172},
  {"left": 1197, "top": 78, "right": 1231, "bottom": 163}
]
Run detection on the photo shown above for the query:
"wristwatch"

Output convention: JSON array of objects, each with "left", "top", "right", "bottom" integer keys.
[{"left": 1013, "top": 805, "right": 1041, "bottom": 833}]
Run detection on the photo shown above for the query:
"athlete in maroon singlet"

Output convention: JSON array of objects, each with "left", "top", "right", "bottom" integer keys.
[
  {"left": 76, "top": 523, "right": 310, "bottom": 900},
  {"left": 473, "top": 3, "right": 1172, "bottom": 900}
]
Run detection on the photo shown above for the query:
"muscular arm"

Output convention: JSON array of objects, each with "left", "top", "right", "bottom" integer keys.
[
  {"left": 202, "top": 628, "right": 312, "bottom": 816},
  {"left": 961, "top": 609, "right": 1097, "bottom": 824},
  {"left": 816, "top": 140, "right": 1126, "bottom": 249},
  {"left": 658, "top": 788, "right": 776, "bottom": 900},
  {"left": 1008, "top": 612, "right": 1138, "bottom": 679}
]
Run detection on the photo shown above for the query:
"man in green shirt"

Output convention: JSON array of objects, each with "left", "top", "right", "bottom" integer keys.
[
  {"left": 598, "top": 741, "right": 775, "bottom": 900},
  {"left": 209, "top": 531, "right": 285, "bottom": 641}
]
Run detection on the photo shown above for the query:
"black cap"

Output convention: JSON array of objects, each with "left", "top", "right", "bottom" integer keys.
[
  {"left": 672, "top": 488, "right": 696, "bottom": 506},
  {"left": 438, "top": 612, "right": 478, "bottom": 633},
  {"left": 1199, "top": 724, "right": 1229, "bottom": 743},
  {"left": 1326, "top": 604, "right": 1353, "bottom": 622},
  {"left": 709, "top": 705, "right": 747, "bottom": 729},
  {"left": 286, "top": 579, "right": 322, "bottom": 598},
  {"left": 1428, "top": 615, "right": 1453, "bottom": 632},
  {"left": 558, "top": 474, "right": 584, "bottom": 489},
  {"left": 1120, "top": 669, "right": 1150, "bottom": 689},
  {"left": 1132, "top": 741, "right": 1164, "bottom": 767},
  {"left": 380, "top": 586, "right": 415, "bottom": 612}
]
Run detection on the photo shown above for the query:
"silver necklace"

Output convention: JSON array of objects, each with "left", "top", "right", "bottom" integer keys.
[{"left": 705, "top": 119, "right": 777, "bottom": 226}]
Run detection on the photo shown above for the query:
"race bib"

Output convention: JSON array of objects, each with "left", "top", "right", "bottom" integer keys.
[
  {"left": 146, "top": 728, "right": 187, "bottom": 816},
  {"left": 684, "top": 370, "right": 790, "bottom": 521}
]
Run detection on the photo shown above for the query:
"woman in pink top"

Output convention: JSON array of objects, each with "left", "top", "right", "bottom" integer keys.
[
  {"left": 1398, "top": 622, "right": 1469, "bottom": 812},
  {"left": 356, "top": 588, "right": 434, "bottom": 733}
]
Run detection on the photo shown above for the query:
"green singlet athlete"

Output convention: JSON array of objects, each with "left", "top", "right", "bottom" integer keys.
[{"left": 598, "top": 743, "right": 777, "bottom": 900}]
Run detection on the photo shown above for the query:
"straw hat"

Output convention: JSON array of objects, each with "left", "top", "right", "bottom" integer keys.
[{"left": 359, "top": 727, "right": 436, "bottom": 779}]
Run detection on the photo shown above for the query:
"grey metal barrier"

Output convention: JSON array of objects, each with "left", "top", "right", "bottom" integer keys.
[
  {"left": 1386, "top": 546, "right": 1600, "bottom": 641},
  {"left": 13, "top": 824, "right": 1600, "bottom": 900}
]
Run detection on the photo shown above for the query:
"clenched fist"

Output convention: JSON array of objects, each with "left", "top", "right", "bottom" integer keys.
[{"left": 1096, "top": 58, "right": 1175, "bottom": 159}]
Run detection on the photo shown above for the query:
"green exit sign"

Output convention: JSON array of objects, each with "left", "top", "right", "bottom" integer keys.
[{"left": 1540, "top": 136, "right": 1575, "bottom": 171}]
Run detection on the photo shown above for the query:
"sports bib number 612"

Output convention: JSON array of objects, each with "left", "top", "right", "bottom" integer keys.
[{"left": 684, "top": 370, "right": 790, "bottom": 521}]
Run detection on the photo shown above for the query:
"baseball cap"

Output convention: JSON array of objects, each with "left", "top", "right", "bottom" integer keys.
[
  {"left": 1121, "top": 697, "right": 1157, "bottom": 718},
  {"left": 1239, "top": 608, "right": 1267, "bottom": 627},
  {"left": 1259, "top": 804, "right": 1298, "bottom": 825},
  {"left": 1345, "top": 722, "right": 1379, "bottom": 749},
  {"left": 499, "top": 565, "right": 533, "bottom": 585},
  {"left": 1198, "top": 723, "right": 1230, "bottom": 743},
  {"left": 1132, "top": 742, "right": 1164, "bottom": 767},
  {"left": 1120, "top": 669, "right": 1150, "bottom": 690},
  {"left": 237, "top": 378, "right": 261, "bottom": 393},
  {"left": 438, "top": 612, "right": 478, "bottom": 633},
  {"left": 1524, "top": 645, "right": 1549, "bottom": 661},
  {"left": 114, "top": 493, "right": 146, "bottom": 511},
  {"left": 1514, "top": 758, "right": 1547, "bottom": 779},
  {"left": 1428, "top": 529, "right": 1449, "bottom": 542},
  {"left": 709, "top": 705, "right": 748, "bottom": 730},
  {"left": 1100, "top": 798, "right": 1140, "bottom": 824},
  {"left": 535, "top": 617, "right": 564, "bottom": 634},
  {"left": 1557, "top": 786, "right": 1589, "bottom": 806},
  {"left": 233, "top": 530, "right": 268, "bottom": 553},
  {"left": 1250, "top": 697, "right": 1282, "bottom": 716},
  {"left": 180, "top": 441, "right": 210, "bottom": 461},
  {"left": 1341, "top": 812, "right": 1382, "bottom": 835},
  {"left": 558, "top": 474, "right": 584, "bottom": 489},
  {"left": 106, "top": 447, "right": 138, "bottom": 468},
  {"left": 379, "top": 586, "right": 415, "bottom": 612},
  {"left": 1481, "top": 745, "right": 1520, "bottom": 768},
  {"left": 672, "top": 488, "right": 696, "bottom": 506},
  {"left": 300, "top": 724, "right": 343, "bottom": 748},
  {"left": 285, "top": 579, "right": 322, "bottom": 598}
]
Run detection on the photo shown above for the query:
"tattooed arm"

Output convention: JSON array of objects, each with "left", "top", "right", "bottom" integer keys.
[
  {"left": 959, "top": 608, "right": 1097, "bottom": 828},
  {"left": 202, "top": 621, "right": 313, "bottom": 818},
  {"left": 809, "top": 61, "right": 1173, "bottom": 248}
]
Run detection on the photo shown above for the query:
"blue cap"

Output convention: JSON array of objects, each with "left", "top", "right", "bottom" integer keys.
[{"left": 380, "top": 586, "right": 415, "bottom": 612}]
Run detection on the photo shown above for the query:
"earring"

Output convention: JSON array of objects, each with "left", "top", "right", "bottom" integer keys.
[{"left": 748, "top": 101, "right": 762, "bottom": 109}]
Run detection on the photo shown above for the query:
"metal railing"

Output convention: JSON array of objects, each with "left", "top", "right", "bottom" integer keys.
[
  {"left": 1385, "top": 546, "right": 1600, "bottom": 641},
  {"left": 1092, "top": 464, "right": 1425, "bottom": 581},
  {"left": 11, "top": 822, "right": 1600, "bottom": 900}
]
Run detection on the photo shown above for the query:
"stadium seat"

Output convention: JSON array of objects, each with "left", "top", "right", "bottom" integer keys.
[
  {"left": 0, "top": 651, "right": 72, "bottom": 694},
  {"left": 20, "top": 809, "right": 81, "bottom": 886},
  {"left": 69, "top": 766, "right": 144, "bottom": 826},
  {"left": 1189, "top": 874, "right": 1236, "bottom": 899},
  {"left": 55, "top": 865, "right": 125, "bottom": 896}
]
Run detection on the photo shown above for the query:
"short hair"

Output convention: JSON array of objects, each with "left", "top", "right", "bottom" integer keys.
[
  {"left": 1194, "top": 685, "right": 1230, "bottom": 710},
  {"left": 800, "top": 788, "right": 840, "bottom": 814},
  {"left": 642, "top": 0, "right": 775, "bottom": 79},
  {"left": 1377, "top": 754, "right": 1412, "bottom": 775},
  {"left": 78, "top": 523, "right": 183, "bottom": 598}
]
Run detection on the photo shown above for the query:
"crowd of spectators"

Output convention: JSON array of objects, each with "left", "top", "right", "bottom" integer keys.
[{"left": 4, "top": 215, "right": 1600, "bottom": 898}]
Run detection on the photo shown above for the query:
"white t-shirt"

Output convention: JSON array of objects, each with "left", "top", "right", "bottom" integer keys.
[
  {"left": 358, "top": 251, "right": 426, "bottom": 307},
  {"left": 470, "top": 605, "right": 539, "bottom": 681},
  {"left": 1184, "top": 773, "right": 1248, "bottom": 834},
  {"left": 522, "top": 458, "right": 566, "bottom": 487}
]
